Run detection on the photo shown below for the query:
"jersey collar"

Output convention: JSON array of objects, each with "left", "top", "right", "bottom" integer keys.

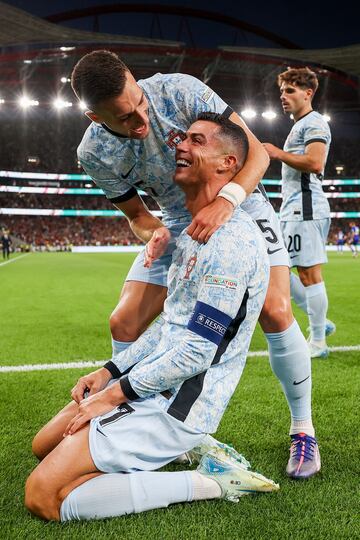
[
  {"left": 101, "top": 123, "right": 128, "bottom": 139},
  {"left": 295, "top": 110, "right": 313, "bottom": 123}
]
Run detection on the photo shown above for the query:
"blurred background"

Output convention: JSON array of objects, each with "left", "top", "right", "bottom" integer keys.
[{"left": 1, "top": 0, "right": 359, "bottom": 251}]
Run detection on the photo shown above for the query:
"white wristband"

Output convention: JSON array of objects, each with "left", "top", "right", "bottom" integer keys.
[{"left": 217, "top": 182, "right": 247, "bottom": 208}]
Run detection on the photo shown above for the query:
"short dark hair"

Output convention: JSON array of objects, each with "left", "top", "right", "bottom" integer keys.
[
  {"left": 196, "top": 112, "right": 249, "bottom": 169},
  {"left": 71, "top": 50, "right": 129, "bottom": 110},
  {"left": 277, "top": 67, "right": 319, "bottom": 94}
]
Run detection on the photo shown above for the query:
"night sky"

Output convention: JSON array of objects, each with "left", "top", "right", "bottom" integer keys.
[{"left": 4, "top": 0, "right": 359, "bottom": 50}]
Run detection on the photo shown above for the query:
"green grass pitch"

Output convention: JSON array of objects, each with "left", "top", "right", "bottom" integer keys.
[{"left": 0, "top": 252, "right": 359, "bottom": 539}]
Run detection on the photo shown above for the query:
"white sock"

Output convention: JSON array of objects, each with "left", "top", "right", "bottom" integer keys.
[
  {"left": 290, "top": 273, "right": 308, "bottom": 313},
  {"left": 265, "top": 320, "right": 313, "bottom": 425},
  {"left": 112, "top": 338, "right": 134, "bottom": 359},
  {"left": 60, "top": 471, "right": 193, "bottom": 522},
  {"left": 305, "top": 282, "right": 328, "bottom": 342},
  {"left": 290, "top": 419, "right": 315, "bottom": 437},
  {"left": 190, "top": 471, "right": 222, "bottom": 500}
]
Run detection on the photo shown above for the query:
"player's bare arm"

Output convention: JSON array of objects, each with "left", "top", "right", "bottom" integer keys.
[
  {"left": 188, "top": 112, "right": 269, "bottom": 243},
  {"left": 263, "top": 140, "right": 326, "bottom": 174},
  {"left": 114, "top": 193, "right": 171, "bottom": 266}
]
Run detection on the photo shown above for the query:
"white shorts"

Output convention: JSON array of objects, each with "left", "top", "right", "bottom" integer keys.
[
  {"left": 126, "top": 194, "right": 289, "bottom": 289},
  {"left": 126, "top": 218, "right": 189, "bottom": 287},
  {"left": 280, "top": 218, "right": 330, "bottom": 268},
  {"left": 89, "top": 391, "right": 205, "bottom": 473},
  {"left": 241, "top": 193, "right": 290, "bottom": 267}
]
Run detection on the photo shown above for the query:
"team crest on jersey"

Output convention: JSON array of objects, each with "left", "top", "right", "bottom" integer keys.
[
  {"left": 166, "top": 129, "right": 186, "bottom": 149},
  {"left": 184, "top": 255, "right": 197, "bottom": 279}
]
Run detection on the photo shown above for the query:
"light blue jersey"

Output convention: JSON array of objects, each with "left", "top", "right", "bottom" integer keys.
[
  {"left": 78, "top": 73, "right": 229, "bottom": 223},
  {"left": 106, "top": 206, "right": 269, "bottom": 433},
  {"left": 280, "top": 111, "right": 331, "bottom": 222}
]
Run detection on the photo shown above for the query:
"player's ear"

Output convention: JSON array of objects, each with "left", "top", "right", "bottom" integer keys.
[
  {"left": 305, "top": 88, "right": 313, "bottom": 101},
  {"left": 218, "top": 154, "right": 237, "bottom": 173},
  {"left": 85, "top": 110, "right": 101, "bottom": 123}
]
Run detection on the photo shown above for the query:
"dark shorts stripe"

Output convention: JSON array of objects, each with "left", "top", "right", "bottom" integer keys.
[
  {"left": 167, "top": 289, "right": 249, "bottom": 422},
  {"left": 301, "top": 172, "right": 313, "bottom": 221}
]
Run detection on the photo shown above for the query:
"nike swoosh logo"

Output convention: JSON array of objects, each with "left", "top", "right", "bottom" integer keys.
[
  {"left": 290, "top": 254, "right": 297, "bottom": 259},
  {"left": 293, "top": 375, "right": 310, "bottom": 385},
  {"left": 121, "top": 164, "right": 136, "bottom": 179},
  {"left": 267, "top": 247, "right": 282, "bottom": 255}
]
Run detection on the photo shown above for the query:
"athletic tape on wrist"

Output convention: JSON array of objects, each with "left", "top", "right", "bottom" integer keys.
[{"left": 217, "top": 182, "right": 246, "bottom": 207}]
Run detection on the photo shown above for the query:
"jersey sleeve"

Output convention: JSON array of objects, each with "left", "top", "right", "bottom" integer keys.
[
  {"left": 104, "top": 317, "right": 166, "bottom": 378},
  {"left": 78, "top": 150, "right": 135, "bottom": 202},
  {"left": 170, "top": 74, "right": 231, "bottom": 123},
  {"left": 303, "top": 117, "right": 331, "bottom": 147},
  {"left": 120, "top": 233, "right": 249, "bottom": 400}
]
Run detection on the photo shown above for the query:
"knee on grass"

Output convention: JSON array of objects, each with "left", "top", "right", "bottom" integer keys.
[{"left": 25, "top": 471, "right": 61, "bottom": 521}]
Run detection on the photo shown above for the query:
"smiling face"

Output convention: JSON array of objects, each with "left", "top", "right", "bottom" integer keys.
[
  {"left": 174, "top": 120, "right": 229, "bottom": 187},
  {"left": 86, "top": 71, "right": 150, "bottom": 139},
  {"left": 280, "top": 82, "right": 313, "bottom": 120}
]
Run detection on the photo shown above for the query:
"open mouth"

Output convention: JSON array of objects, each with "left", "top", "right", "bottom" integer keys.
[
  {"left": 176, "top": 158, "right": 192, "bottom": 168},
  {"left": 132, "top": 125, "right": 146, "bottom": 133}
]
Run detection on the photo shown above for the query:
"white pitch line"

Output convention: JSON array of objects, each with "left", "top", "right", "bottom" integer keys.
[
  {"left": 0, "top": 360, "right": 105, "bottom": 373},
  {"left": 0, "top": 253, "right": 29, "bottom": 267},
  {"left": 1, "top": 345, "right": 359, "bottom": 373}
]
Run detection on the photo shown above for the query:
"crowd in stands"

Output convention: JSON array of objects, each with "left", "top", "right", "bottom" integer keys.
[
  {"left": 0, "top": 216, "right": 143, "bottom": 250},
  {"left": 0, "top": 193, "right": 160, "bottom": 211},
  {"left": 1, "top": 213, "right": 358, "bottom": 251}
]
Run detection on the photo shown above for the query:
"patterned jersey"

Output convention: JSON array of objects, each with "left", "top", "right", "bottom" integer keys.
[
  {"left": 280, "top": 111, "right": 331, "bottom": 222},
  {"left": 78, "top": 72, "right": 229, "bottom": 224},
  {"left": 106, "top": 206, "right": 269, "bottom": 433}
]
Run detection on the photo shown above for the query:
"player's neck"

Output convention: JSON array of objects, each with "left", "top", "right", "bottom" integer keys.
[
  {"left": 183, "top": 183, "right": 220, "bottom": 217},
  {"left": 294, "top": 104, "right": 313, "bottom": 122}
]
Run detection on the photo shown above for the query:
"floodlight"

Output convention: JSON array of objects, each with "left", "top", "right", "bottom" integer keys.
[
  {"left": 18, "top": 96, "right": 39, "bottom": 108},
  {"left": 241, "top": 108, "right": 257, "bottom": 119},
  {"left": 53, "top": 98, "right": 73, "bottom": 109},
  {"left": 262, "top": 110, "right": 277, "bottom": 120}
]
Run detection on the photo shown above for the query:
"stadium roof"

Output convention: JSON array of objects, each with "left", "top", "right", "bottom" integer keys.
[
  {"left": 1, "top": 1, "right": 360, "bottom": 80},
  {"left": 0, "top": 1, "right": 181, "bottom": 48},
  {"left": 220, "top": 45, "right": 360, "bottom": 81},
  {"left": 0, "top": 1, "right": 358, "bottom": 113}
]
